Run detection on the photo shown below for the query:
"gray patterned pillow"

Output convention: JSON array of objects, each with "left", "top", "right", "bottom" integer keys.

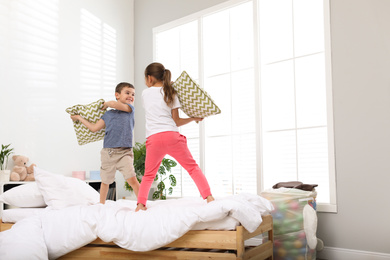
[
  {"left": 65, "top": 99, "right": 106, "bottom": 145},
  {"left": 172, "top": 71, "right": 221, "bottom": 118}
]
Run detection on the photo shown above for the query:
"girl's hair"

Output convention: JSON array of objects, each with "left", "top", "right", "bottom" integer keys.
[
  {"left": 115, "top": 82, "right": 134, "bottom": 94},
  {"left": 144, "top": 62, "right": 176, "bottom": 106}
]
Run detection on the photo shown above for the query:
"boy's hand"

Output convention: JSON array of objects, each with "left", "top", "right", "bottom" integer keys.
[
  {"left": 70, "top": 115, "right": 81, "bottom": 122},
  {"left": 103, "top": 100, "right": 131, "bottom": 112},
  {"left": 102, "top": 101, "right": 111, "bottom": 110}
]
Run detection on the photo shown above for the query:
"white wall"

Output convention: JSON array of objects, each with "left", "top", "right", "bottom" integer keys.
[
  {"left": 0, "top": 0, "right": 134, "bottom": 198},
  {"left": 134, "top": 0, "right": 390, "bottom": 255},
  {"left": 317, "top": 0, "right": 390, "bottom": 255}
]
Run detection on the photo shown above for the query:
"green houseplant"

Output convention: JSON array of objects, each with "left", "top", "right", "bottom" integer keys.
[
  {"left": 0, "top": 144, "right": 14, "bottom": 182},
  {"left": 125, "top": 142, "right": 177, "bottom": 200},
  {"left": 0, "top": 144, "right": 13, "bottom": 170}
]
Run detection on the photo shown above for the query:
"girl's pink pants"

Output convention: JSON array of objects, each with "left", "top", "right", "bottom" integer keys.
[{"left": 137, "top": 131, "right": 212, "bottom": 206}]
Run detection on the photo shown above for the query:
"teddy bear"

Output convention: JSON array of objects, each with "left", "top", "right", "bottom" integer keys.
[{"left": 10, "top": 155, "right": 36, "bottom": 181}]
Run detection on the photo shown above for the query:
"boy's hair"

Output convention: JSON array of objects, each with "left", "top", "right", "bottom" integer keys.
[{"left": 115, "top": 82, "right": 135, "bottom": 94}]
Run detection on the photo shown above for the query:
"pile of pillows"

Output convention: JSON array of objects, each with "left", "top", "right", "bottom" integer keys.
[{"left": 0, "top": 167, "right": 100, "bottom": 217}]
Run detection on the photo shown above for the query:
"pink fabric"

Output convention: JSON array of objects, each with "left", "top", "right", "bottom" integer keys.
[{"left": 137, "top": 131, "right": 212, "bottom": 206}]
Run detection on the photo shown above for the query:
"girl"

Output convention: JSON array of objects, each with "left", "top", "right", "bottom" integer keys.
[{"left": 136, "top": 62, "right": 214, "bottom": 211}]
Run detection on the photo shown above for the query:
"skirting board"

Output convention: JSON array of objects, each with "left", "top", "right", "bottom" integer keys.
[{"left": 317, "top": 246, "right": 390, "bottom": 260}]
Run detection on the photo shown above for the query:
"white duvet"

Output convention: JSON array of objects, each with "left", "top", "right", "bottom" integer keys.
[
  {"left": 0, "top": 194, "right": 273, "bottom": 260},
  {"left": 0, "top": 194, "right": 273, "bottom": 259}
]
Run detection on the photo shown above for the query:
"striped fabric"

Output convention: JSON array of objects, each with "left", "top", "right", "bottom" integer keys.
[
  {"left": 66, "top": 99, "right": 106, "bottom": 145},
  {"left": 172, "top": 71, "right": 221, "bottom": 118}
]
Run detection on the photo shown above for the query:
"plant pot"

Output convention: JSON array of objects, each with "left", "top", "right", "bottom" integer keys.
[{"left": 0, "top": 170, "right": 11, "bottom": 182}]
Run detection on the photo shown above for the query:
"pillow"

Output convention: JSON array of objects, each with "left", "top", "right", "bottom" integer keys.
[
  {"left": 34, "top": 167, "right": 100, "bottom": 210},
  {"left": 65, "top": 99, "right": 106, "bottom": 145},
  {"left": 0, "top": 216, "right": 48, "bottom": 260},
  {"left": 2, "top": 208, "right": 46, "bottom": 223},
  {"left": 0, "top": 182, "right": 46, "bottom": 208},
  {"left": 172, "top": 71, "right": 221, "bottom": 118}
]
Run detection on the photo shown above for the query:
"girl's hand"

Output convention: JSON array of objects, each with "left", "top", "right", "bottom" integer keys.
[
  {"left": 172, "top": 108, "right": 204, "bottom": 126},
  {"left": 70, "top": 115, "right": 80, "bottom": 122}
]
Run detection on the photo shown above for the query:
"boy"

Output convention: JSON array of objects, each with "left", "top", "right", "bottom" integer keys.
[{"left": 71, "top": 82, "right": 139, "bottom": 204}]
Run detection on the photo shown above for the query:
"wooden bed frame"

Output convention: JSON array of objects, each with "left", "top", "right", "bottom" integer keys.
[{"left": 1, "top": 214, "right": 273, "bottom": 260}]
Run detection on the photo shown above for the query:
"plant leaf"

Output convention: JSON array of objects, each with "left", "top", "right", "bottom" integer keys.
[
  {"left": 157, "top": 181, "right": 165, "bottom": 191},
  {"left": 124, "top": 181, "right": 133, "bottom": 192},
  {"left": 152, "top": 191, "right": 160, "bottom": 199},
  {"left": 158, "top": 166, "right": 166, "bottom": 175},
  {"left": 169, "top": 175, "right": 176, "bottom": 186}
]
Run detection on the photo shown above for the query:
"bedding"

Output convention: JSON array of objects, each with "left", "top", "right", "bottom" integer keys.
[
  {"left": 0, "top": 216, "right": 48, "bottom": 260},
  {"left": 1, "top": 195, "right": 273, "bottom": 259},
  {"left": 34, "top": 167, "right": 99, "bottom": 209},
  {"left": 2, "top": 208, "right": 46, "bottom": 223},
  {"left": 0, "top": 167, "right": 274, "bottom": 259},
  {"left": 0, "top": 182, "right": 46, "bottom": 208},
  {"left": 192, "top": 214, "right": 239, "bottom": 230},
  {"left": 0, "top": 167, "right": 99, "bottom": 212},
  {"left": 2, "top": 206, "right": 240, "bottom": 231}
]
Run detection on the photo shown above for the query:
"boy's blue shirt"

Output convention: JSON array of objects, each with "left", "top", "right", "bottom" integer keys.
[{"left": 101, "top": 103, "right": 134, "bottom": 148}]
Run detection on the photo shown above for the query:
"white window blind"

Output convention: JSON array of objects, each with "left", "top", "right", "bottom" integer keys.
[
  {"left": 203, "top": 2, "right": 256, "bottom": 196},
  {"left": 80, "top": 9, "right": 116, "bottom": 102},
  {"left": 153, "top": 0, "right": 336, "bottom": 212},
  {"left": 155, "top": 21, "right": 201, "bottom": 198},
  {"left": 258, "top": 0, "right": 334, "bottom": 207},
  {"left": 0, "top": 0, "right": 59, "bottom": 124}
]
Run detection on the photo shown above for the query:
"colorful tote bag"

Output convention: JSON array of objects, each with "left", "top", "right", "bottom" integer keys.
[
  {"left": 172, "top": 71, "right": 221, "bottom": 118},
  {"left": 65, "top": 99, "right": 106, "bottom": 145}
]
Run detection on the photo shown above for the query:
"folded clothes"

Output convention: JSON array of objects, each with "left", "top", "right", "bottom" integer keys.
[{"left": 272, "top": 181, "right": 318, "bottom": 191}]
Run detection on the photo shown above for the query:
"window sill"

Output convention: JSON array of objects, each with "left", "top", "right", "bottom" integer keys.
[{"left": 317, "top": 203, "right": 337, "bottom": 213}]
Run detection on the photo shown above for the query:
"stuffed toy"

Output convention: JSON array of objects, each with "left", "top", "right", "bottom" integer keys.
[{"left": 10, "top": 155, "right": 36, "bottom": 181}]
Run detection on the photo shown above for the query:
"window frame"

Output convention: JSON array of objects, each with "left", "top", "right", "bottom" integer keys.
[{"left": 152, "top": 0, "right": 336, "bottom": 213}]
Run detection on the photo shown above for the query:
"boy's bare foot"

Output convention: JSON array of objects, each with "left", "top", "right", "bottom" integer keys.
[
  {"left": 135, "top": 203, "right": 147, "bottom": 212},
  {"left": 206, "top": 195, "right": 215, "bottom": 203}
]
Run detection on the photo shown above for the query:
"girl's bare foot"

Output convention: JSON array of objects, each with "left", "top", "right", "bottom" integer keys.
[
  {"left": 206, "top": 195, "right": 215, "bottom": 203},
  {"left": 135, "top": 203, "right": 147, "bottom": 212}
]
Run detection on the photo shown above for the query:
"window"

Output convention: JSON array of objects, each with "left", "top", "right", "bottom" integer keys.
[
  {"left": 154, "top": 0, "right": 336, "bottom": 212},
  {"left": 0, "top": 0, "right": 59, "bottom": 122},
  {"left": 80, "top": 9, "right": 117, "bottom": 102}
]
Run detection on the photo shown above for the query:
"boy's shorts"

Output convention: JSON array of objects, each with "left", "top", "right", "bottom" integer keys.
[{"left": 100, "top": 147, "right": 136, "bottom": 184}]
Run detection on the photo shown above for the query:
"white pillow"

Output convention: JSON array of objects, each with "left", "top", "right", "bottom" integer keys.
[
  {"left": 0, "top": 216, "right": 48, "bottom": 260},
  {"left": 0, "top": 182, "right": 46, "bottom": 208},
  {"left": 2, "top": 208, "right": 46, "bottom": 223},
  {"left": 34, "top": 167, "right": 100, "bottom": 210}
]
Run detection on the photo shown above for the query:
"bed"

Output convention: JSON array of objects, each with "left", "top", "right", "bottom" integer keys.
[
  {"left": 1, "top": 214, "right": 273, "bottom": 260},
  {"left": 0, "top": 167, "right": 274, "bottom": 260}
]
